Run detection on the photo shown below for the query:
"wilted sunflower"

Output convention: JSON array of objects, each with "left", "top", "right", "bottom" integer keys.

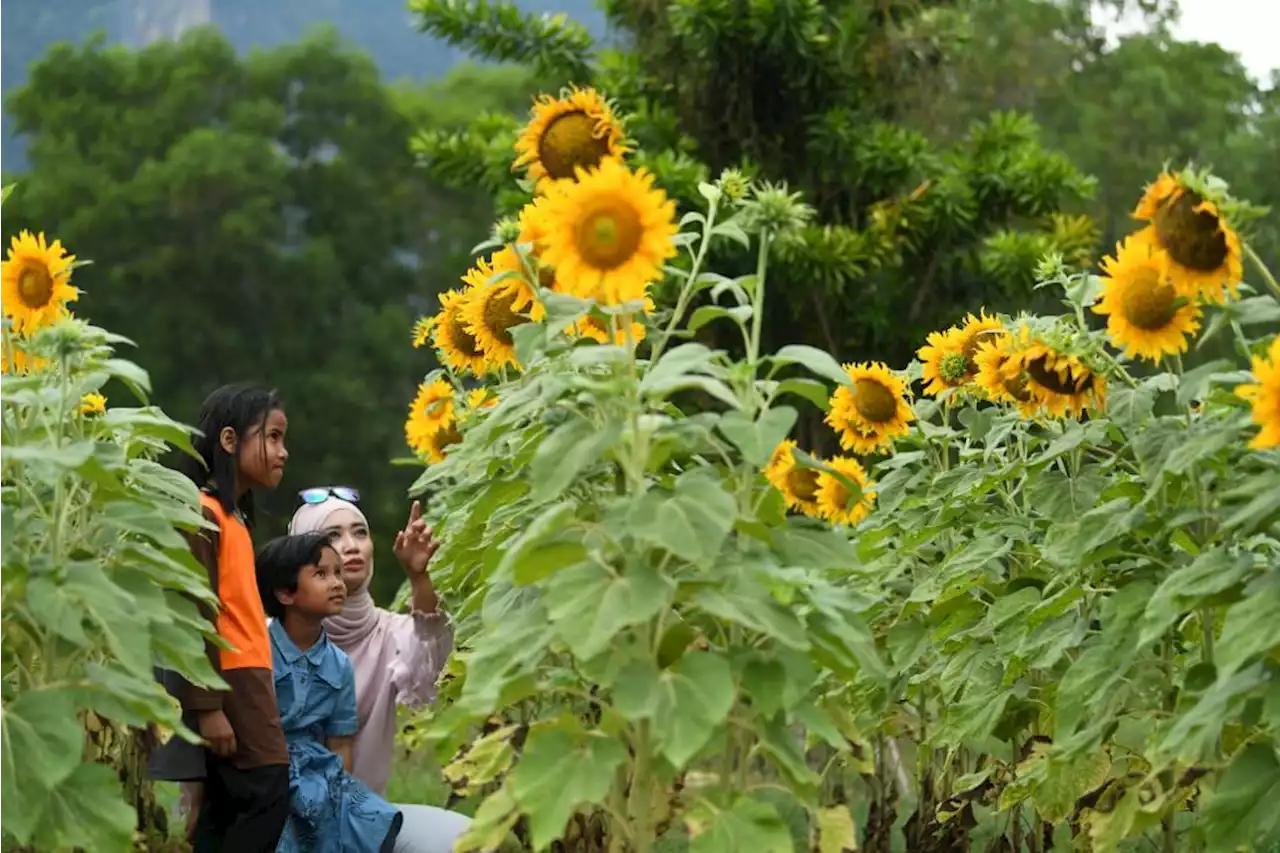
[
  {"left": 764, "top": 440, "right": 822, "bottom": 516},
  {"left": 1132, "top": 172, "right": 1243, "bottom": 304},
  {"left": 405, "top": 379, "right": 456, "bottom": 453},
  {"left": 411, "top": 316, "right": 434, "bottom": 349},
  {"left": 431, "top": 288, "right": 489, "bottom": 375},
  {"left": 461, "top": 249, "right": 544, "bottom": 370},
  {"left": 1093, "top": 236, "right": 1201, "bottom": 363},
  {"left": 1, "top": 231, "right": 78, "bottom": 334},
  {"left": 80, "top": 393, "right": 107, "bottom": 415},
  {"left": 1001, "top": 335, "right": 1106, "bottom": 419},
  {"left": 529, "top": 158, "right": 677, "bottom": 305},
  {"left": 826, "top": 362, "right": 916, "bottom": 455},
  {"left": 816, "top": 456, "right": 876, "bottom": 526},
  {"left": 513, "top": 87, "right": 628, "bottom": 189},
  {"left": 974, "top": 335, "right": 1039, "bottom": 418},
  {"left": 1236, "top": 335, "right": 1280, "bottom": 450}
]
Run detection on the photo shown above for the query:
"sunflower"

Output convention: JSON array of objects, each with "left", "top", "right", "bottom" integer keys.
[
  {"left": 461, "top": 248, "right": 545, "bottom": 370},
  {"left": 973, "top": 335, "right": 1039, "bottom": 418},
  {"left": 405, "top": 378, "right": 456, "bottom": 451},
  {"left": 1093, "top": 236, "right": 1201, "bottom": 362},
  {"left": 1132, "top": 172, "right": 1243, "bottom": 304},
  {"left": 466, "top": 387, "right": 499, "bottom": 413},
  {"left": 1001, "top": 335, "right": 1107, "bottom": 419},
  {"left": 431, "top": 288, "right": 489, "bottom": 375},
  {"left": 517, "top": 197, "right": 550, "bottom": 257},
  {"left": 956, "top": 311, "right": 1004, "bottom": 364},
  {"left": 815, "top": 456, "right": 876, "bottom": 526},
  {"left": 513, "top": 87, "right": 628, "bottom": 189},
  {"left": 1, "top": 342, "right": 45, "bottom": 375},
  {"left": 80, "top": 393, "right": 107, "bottom": 415},
  {"left": 763, "top": 440, "right": 822, "bottom": 516},
  {"left": 826, "top": 362, "right": 916, "bottom": 455},
  {"left": 918, "top": 328, "right": 970, "bottom": 399},
  {"left": 1236, "top": 336, "right": 1280, "bottom": 450},
  {"left": 411, "top": 316, "right": 434, "bottom": 349},
  {"left": 422, "top": 424, "right": 464, "bottom": 464},
  {"left": 573, "top": 312, "right": 648, "bottom": 346},
  {"left": 1, "top": 231, "right": 78, "bottom": 334},
  {"left": 528, "top": 158, "right": 677, "bottom": 306}
]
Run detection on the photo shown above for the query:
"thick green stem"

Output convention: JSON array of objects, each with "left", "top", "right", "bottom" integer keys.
[
  {"left": 747, "top": 233, "right": 772, "bottom": 365},
  {"left": 1244, "top": 242, "right": 1280, "bottom": 303},
  {"left": 628, "top": 721, "right": 655, "bottom": 853},
  {"left": 650, "top": 199, "right": 720, "bottom": 365}
]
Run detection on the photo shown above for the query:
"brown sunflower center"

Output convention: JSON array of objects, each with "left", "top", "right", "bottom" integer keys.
[
  {"left": 1119, "top": 268, "right": 1178, "bottom": 330},
  {"left": 1153, "top": 190, "right": 1229, "bottom": 272},
  {"left": 1026, "top": 356, "right": 1089, "bottom": 396},
  {"left": 939, "top": 352, "right": 970, "bottom": 385},
  {"left": 434, "top": 424, "right": 463, "bottom": 453},
  {"left": 538, "top": 111, "right": 611, "bottom": 181},
  {"left": 445, "top": 307, "right": 482, "bottom": 359},
  {"left": 575, "top": 199, "right": 643, "bottom": 271},
  {"left": 786, "top": 467, "right": 819, "bottom": 502},
  {"left": 853, "top": 378, "right": 898, "bottom": 424},
  {"left": 1002, "top": 370, "right": 1033, "bottom": 403},
  {"left": 482, "top": 287, "right": 526, "bottom": 346},
  {"left": 17, "top": 262, "right": 54, "bottom": 309}
]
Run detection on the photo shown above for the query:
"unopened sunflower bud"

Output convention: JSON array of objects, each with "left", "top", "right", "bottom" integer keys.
[
  {"left": 716, "top": 168, "right": 751, "bottom": 202},
  {"left": 744, "top": 182, "right": 814, "bottom": 238},
  {"left": 1034, "top": 251, "right": 1066, "bottom": 281},
  {"left": 493, "top": 216, "right": 521, "bottom": 244}
]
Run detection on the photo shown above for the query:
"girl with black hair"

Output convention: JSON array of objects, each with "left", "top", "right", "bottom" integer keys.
[{"left": 151, "top": 383, "right": 292, "bottom": 852}]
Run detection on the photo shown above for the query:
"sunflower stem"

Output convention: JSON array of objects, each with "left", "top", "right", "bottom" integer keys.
[
  {"left": 1243, "top": 242, "right": 1280, "bottom": 303},
  {"left": 650, "top": 198, "right": 719, "bottom": 365},
  {"left": 747, "top": 233, "right": 772, "bottom": 366}
]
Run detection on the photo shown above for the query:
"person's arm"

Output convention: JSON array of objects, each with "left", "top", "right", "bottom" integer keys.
[
  {"left": 394, "top": 500, "right": 441, "bottom": 614},
  {"left": 177, "top": 508, "right": 237, "bottom": 758},
  {"left": 325, "top": 653, "right": 359, "bottom": 773},
  {"left": 388, "top": 500, "right": 454, "bottom": 708},
  {"left": 325, "top": 735, "right": 355, "bottom": 772}
]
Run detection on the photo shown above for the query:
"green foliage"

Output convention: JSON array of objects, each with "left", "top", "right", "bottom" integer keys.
[
  {"left": 1, "top": 319, "right": 219, "bottom": 852},
  {"left": 409, "top": 0, "right": 1100, "bottom": 373},
  {"left": 1, "top": 28, "right": 541, "bottom": 598}
]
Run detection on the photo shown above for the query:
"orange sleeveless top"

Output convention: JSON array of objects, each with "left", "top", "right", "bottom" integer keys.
[{"left": 202, "top": 493, "right": 273, "bottom": 671}]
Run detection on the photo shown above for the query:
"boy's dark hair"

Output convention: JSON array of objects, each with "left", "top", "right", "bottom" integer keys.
[
  {"left": 256, "top": 532, "right": 334, "bottom": 620},
  {"left": 181, "top": 383, "right": 283, "bottom": 524}
]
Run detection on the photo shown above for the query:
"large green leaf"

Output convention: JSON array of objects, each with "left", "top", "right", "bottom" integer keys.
[
  {"left": 1198, "top": 743, "right": 1280, "bottom": 852},
  {"left": 769, "top": 344, "right": 850, "bottom": 388},
  {"left": 718, "top": 406, "right": 798, "bottom": 467},
  {"left": 510, "top": 721, "right": 627, "bottom": 851},
  {"left": 628, "top": 470, "right": 737, "bottom": 565},
  {"left": 0, "top": 689, "right": 85, "bottom": 841},
  {"left": 1214, "top": 576, "right": 1280, "bottom": 678},
  {"left": 692, "top": 575, "right": 810, "bottom": 650},
  {"left": 613, "top": 651, "right": 735, "bottom": 766},
  {"left": 24, "top": 762, "right": 137, "bottom": 853},
  {"left": 687, "top": 796, "right": 794, "bottom": 853},
  {"left": 545, "top": 560, "right": 674, "bottom": 660},
  {"left": 1139, "top": 548, "right": 1253, "bottom": 646},
  {"left": 528, "top": 417, "right": 621, "bottom": 504}
]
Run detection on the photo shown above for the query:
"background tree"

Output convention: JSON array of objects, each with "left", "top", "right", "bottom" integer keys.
[{"left": 2, "top": 27, "right": 538, "bottom": 600}]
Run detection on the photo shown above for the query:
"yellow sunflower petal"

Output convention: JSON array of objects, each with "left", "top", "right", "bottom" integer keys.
[
  {"left": 80, "top": 392, "right": 107, "bottom": 415},
  {"left": 1000, "top": 335, "right": 1106, "bottom": 419},
  {"left": 1093, "top": 236, "right": 1201, "bottom": 363},
  {"left": 816, "top": 456, "right": 877, "bottom": 526},
  {"left": 459, "top": 250, "right": 544, "bottom": 371},
  {"left": 917, "top": 327, "right": 969, "bottom": 399},
  {"left": 405, "top": 379, "right": 456, "bottom": 456},
  {"left": 432, "top": 288, "right": 489, "bottom": 376},
  {"left": 1, "top": 230, "right": 79, "bottom": 334},
  {"left": 763, "top": 440, "right": 823, "bottom": 517},
  {"left": 1130, "top": 173, "right": 1243, "bottom": 304},
  {"left": 1236, "top": 335, "right": 1280, "bottom": 450},
  {"left": 513, "top": 87, "right": 628, "bottom": 190},
  {"left": 973, "top": 334, "right": 1040, "bottom": 418},
  {"left": 411, "top": 316, "right": 434, "bottom": 349},
  {"left": 825, "top": 362, "right": 915, "bottom": 455}
]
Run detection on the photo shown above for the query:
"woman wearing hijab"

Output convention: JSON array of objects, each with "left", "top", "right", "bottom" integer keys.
[{"left": 286, "top": 487, "right": 468, "bottom": 852}]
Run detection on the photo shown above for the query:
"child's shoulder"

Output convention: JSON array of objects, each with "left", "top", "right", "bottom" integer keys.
[{"left": 320, "top": 633, "right": 355, "bottom": 673}]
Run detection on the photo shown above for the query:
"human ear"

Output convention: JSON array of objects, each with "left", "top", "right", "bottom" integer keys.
[
  {"left": 218, "top": 426, "right": 238, "bottom": 455},
  {"left": 275, "top": 588, "right": 297, "bottom": 609}
]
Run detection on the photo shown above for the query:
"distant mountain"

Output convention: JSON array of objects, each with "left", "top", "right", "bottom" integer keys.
[{"left": 1, "top": 0, "right": 606, "bottom": 170}]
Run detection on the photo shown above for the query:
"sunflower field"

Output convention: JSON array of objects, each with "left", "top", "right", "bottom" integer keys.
[
  {"left": 400, "top": 86, "right": 1280, "bottom": 853},
  {"left": 1, "top": 188, "right": 223, "bottom": 851}
]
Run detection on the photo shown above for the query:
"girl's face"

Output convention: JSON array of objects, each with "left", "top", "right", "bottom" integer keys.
[
  {"left": 322, "top": 508, "right": 374, "bottom": 593},
  {"left": 231, "top": 408, "right": 289, "bottom": 490},
  {"left": 277, "top": 546, "right": 347, "bottom": 618}
]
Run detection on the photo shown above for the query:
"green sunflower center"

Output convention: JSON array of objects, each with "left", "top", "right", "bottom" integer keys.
[
  {"left": 1026, "top": 356, "right": 1089, "bottom": 396},
  {"left": 538, "top": 111, "right": 611, "bottom": 181},
  {"left": 575, "top": 199, "right": 643, "bottom": 271},
  {"left": 17, "top": 262, "right": 54, "bottom": 309},
  {"left": 482, "top": 287, "right": 526, "bottom": 346},
  {"left": 786, "top": 467, "right": 820, "bottom": 502},
  {"left": 1120, "top": 268, "right": 1179, "bottom": 330},
  {"left": 939, "top": 352, "right": 970, "bottom": 385},
  {"left": 853, "top": 378, "right": 898, "bottom": 424},
  {"left": 1153, "top": 190, "right": 1229, "bottom": 272}
]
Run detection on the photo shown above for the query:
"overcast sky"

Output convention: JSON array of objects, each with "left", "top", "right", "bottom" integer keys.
[{"left": 1103, "top": 0, "right": 1278, "bottom": 82}]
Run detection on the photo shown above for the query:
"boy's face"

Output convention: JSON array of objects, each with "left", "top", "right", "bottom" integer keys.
[{"left": 280, "top": 546, "right": 347, "bottom": 617}]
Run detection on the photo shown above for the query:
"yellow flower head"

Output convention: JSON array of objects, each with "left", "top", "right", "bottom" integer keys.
[
  {"left": 571, "top": 300, "right": 653, "bottom": 346},
  {"left": 421, "top": 423, "right": 463, "bottom": 464},
  {"left": 1132, "top": 172, "right": 1243, "bottom": 304},
  {"left": 411, "top": 316, "right": 435, "bottom": 349},
  {"left": 825, "top": 362, "right": 916, "bottom": 455},
  {"left": 1, "top": 343, "right": 47, "bottom": 375},
  {"left": 763, "top": 440, "right": 822, "bottom": 517},
  {"left": 527, "top": 158, "right": 677, "bottom": 306},
  {"left": 513, "top": 87, "right": 628, "bottom": 190},
  {"left": 1093, "top": 236, "right": 1201, "bottom": 363},
  {"left": 406, "top": 378, "right": 456, "bottom": 448},
  {"left": 973, "top": 334, "right": 1039, "bottom": 418},
  {"left": 460, "top": 248, "right": 545, "bottom": 371},
  {"left": 1000, "top": 334, "right": 1107, "bottom": 419},
  {"left": 465, "top": 387, "right": 499, "bottom": 413},
  {"left": 1236, "top": 335, "right": 1280, "bottom": 450},
  {"left": 918, "top": 327, "right": 969, "bottom": 399},
  {"left": 431, "top": 288, "right": 489, "bottom": 376},
  {"left": 1, "top": 231, "right": 78, "bottom": 334},
  {"left": 80, "top": 393, "right": 107, "bottom": 415},
  {"left": 816, "top": 456, "right": 876, "bottom": 527}
]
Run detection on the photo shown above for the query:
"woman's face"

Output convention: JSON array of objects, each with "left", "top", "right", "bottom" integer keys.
[{"left": 321, "top": 508, "right": 373, "bottom": 593}]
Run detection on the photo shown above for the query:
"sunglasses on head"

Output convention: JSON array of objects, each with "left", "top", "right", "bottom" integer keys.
[{"left": 296, "top": 486, "right": 361, "bottom": 507}]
